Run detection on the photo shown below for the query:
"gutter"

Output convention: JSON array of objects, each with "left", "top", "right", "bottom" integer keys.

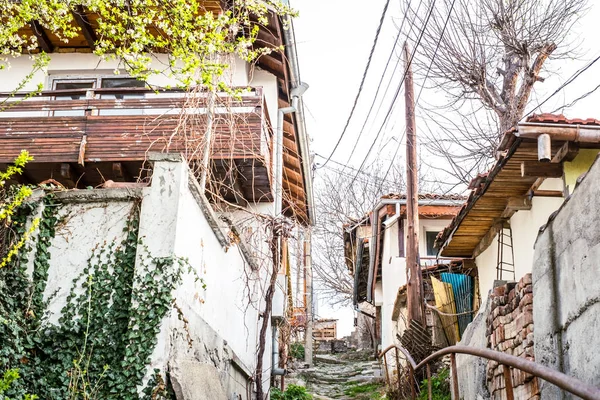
[{"left": 281, "top": 15, "right": 315, "bottom": 226}]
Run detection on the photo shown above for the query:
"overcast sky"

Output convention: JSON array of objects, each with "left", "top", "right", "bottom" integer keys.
[{"left": 292, "top": 0, "right": 600, "bottom": 337}]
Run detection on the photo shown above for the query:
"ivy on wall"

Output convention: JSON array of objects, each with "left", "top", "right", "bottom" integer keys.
[{"left": 0, "top": 195, "right": 193, "bottom": 399}]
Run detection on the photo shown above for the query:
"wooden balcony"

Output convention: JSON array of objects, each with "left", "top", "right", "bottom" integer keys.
[{"left": 0, "top": 87, "right": 274, "bottom": 203}]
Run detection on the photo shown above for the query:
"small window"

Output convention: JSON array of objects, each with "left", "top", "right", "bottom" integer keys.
[
  {"left": 425, "top": 231, "right": 439, "bottom": 256},
  {"left": 100, "top": 78, "right": 146, "bottom": 100},
  {"left": 54, "top": 80, "right": 95, "bottom": 100}
]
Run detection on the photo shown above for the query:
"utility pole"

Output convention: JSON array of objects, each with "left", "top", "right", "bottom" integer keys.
[
  {"left": 304, "top": 231, "right": 314, "bottom": 366},
  {"left": 404, "top": 42, "right": 425, "bottom": 326}
]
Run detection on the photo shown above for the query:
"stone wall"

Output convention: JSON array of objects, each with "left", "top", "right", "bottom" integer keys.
[
  {"left": 533, "top": 155, "right": 600, "bottom": 398},
  {"left": 486, "top": 274, "right": 538, "bottom": 400}
]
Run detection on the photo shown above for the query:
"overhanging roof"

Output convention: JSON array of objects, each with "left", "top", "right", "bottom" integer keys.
[{"left": 437, "top": 113, "right": 600, "bottom": 258}]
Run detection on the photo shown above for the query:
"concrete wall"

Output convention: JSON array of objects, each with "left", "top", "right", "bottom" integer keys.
[
  {"left": 26, "top": 155, "right": 282, "bottom": 399},
  {"left": 379, "top": 217, "right": 453, "bottom": 351},
  {"left": 475, "top": 178, "right": 564, "bottom": 298},
  {"left": 533, "top": 155, "right": 600, "bottom": 398},
  {"left": 380, "top": 219, "right": 405, "bottom": 351}
]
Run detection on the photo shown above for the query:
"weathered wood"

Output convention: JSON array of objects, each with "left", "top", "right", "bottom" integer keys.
[
  {"left": 72, "top": 6, "right": 98, "bottom": 48},
  {"left": 472, "top": 219, "right": 505, "bottom": 259},
  {"left": 505, "top": 196, "right": 532, "bottom": 211},
  {"left": 503, "top": 365, "right": 515, "bottom": 400},
  {"left": 450, "top": 353, "right": 460, "bottom": 400},
  {"left": 29, "top": 21, "right": 54, "bottom": 53},
  {"left": 532, "top": 190, "right": 563, "bottom": 197},
  {"left": 554, "top": 141, "right": 579, "bottom": 163},
  {"left": 404, "top": 42, "right": 425, "bottom": 326},
  {"left": 521, "top": 161, "right": 563, "bottom": 178}
]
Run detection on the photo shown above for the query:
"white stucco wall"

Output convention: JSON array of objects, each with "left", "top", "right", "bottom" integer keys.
[
  {"left": 25, "top": 156, "right": 280, "bottom": 397},
  {"left": 476, "top": 178, "right": 565, "bottom": 298},
  {"left": 378, "top": 216, "right": 453, "bottom": 351},
  {"left": 139, "top": 156, "right": 276, "bottom": 392},
  {"left": 0, "top": 54, "right": 254, "bottom": 91}
]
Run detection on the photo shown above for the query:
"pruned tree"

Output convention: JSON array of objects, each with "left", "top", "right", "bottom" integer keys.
[{"left": 404, "top": 0, "right": 588, "bottom": 184}]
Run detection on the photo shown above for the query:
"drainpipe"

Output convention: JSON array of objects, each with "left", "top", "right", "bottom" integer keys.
[
  {"left": 272, "top": 324, "right": 286, "bottom": 376},
  {"left": 275, "top": 100, "right": 297, "bottom": 216},
  {"left": 274, "top": 85, "right": 308, "bottom": 216},
  {"left": 281, "top": 15, "right": 315, "bottom": 226}
]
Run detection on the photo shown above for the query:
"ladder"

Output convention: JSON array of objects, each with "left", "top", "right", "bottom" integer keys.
[{"left": 496, "top": 221, "right": 515, "bottom": 281}]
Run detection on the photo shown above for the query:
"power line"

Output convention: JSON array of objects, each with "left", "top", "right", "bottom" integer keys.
[
  {"left": 317, "top": 0, "right": 392, "bottom": 170},
  {"left": 522, "top": 53, "right": 600, "bottom": 119},
  {"left": 344, "top": 0, "right": 422, "bottom": 166},
  {"left": 350, "top": 0, "right": 437, "bottom": 186},
  {"left": 376, "top": 0, "right": 458, "bottom": 195}
]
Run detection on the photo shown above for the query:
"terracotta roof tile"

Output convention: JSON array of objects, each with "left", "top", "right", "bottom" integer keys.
[
  {"left": 381, "top": 192, "right": 468, "bottom": 201},
  {"left": 526, "top": 113, "right": 600, "bottom": 126}
]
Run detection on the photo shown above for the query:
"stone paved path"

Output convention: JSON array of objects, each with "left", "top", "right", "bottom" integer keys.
[{"left": 287, "top": 351, "right": 385, "bottom": 399}]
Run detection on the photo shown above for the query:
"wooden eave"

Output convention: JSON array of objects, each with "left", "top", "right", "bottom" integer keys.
[{"left": 439, "top": 137, "right": 573, "bottom": 258}]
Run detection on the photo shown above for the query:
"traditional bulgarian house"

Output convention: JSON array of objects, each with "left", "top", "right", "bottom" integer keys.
[
  {"left": 0, "top": 3, "right": 313, "bottom": 400},
  {"left": 435, "top": 114, "right": 600, "bottom": 399},
  {"left": 343, "top": 193, "right": 469, "bottom": 366}
]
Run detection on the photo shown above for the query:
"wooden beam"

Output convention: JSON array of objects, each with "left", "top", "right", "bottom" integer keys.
[
  {"left": 554, "top": 141, "right": 579, "bottom": 163},
  {"left": 500, "top": 196, "right": 532, "bottom": 219},
  {"left": 29, "top": 21, "right": 54, "bottom": 53},
  {"left": 72, "top": 6, "right": 97, "bottom": 48},
  {"left": 472, "top": 219, "right": 506, "bottom": 259},
  {"left": 521, "top": 161, "right": 563, "bottom": 178},
  {"left": 532, "top": 190, "right": 563, "bottom": 198},
  {"left": 506, "top": 196, "right": 532, "bottom": 211}
]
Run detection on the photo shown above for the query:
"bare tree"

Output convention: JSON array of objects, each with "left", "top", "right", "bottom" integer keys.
[
  {"left": 404, "top": 0, "right": 588, "bottom": 184},
  {"left": 312, "top": 160, "right": 405, "bottom": 306}
]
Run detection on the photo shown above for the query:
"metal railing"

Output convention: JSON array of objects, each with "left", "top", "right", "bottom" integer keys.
[{"left": 379, "top": 344, "right": 600, "bottom": 400}]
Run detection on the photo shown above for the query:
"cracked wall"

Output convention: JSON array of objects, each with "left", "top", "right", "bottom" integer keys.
[{"left": 533, "top": 154, "right": 600, "bottom": 398}]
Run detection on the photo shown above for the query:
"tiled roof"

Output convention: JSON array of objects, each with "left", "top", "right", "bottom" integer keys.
[
  {"left": 438, "top": 113, "right": 600, "bottom": 257},
  {"left": 381, "top": 193, "right": 468, "bottom": 201},
  {"left": 526, "top": 113, "right": 600, "bottom": 126}
]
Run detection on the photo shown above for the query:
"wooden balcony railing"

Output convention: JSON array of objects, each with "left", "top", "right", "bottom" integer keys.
[{"left": 0, "top": 87, "right": 274, "bottom": 202}]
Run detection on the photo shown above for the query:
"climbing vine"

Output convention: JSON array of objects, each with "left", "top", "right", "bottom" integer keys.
[
  {"left": 0, "top": 0, "right": 297, "bottom": 88},
  {"left": 0, "top": 196, "right": 196, "bottom": 399}
]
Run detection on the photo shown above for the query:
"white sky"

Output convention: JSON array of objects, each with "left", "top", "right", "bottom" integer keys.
[{"left": 292, "top": 0, "right": 600, "bottom": 337}]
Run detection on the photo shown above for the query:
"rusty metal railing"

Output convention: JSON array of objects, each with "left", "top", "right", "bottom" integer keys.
[{"left": 379, "top": 344, "right": 600, "bottom": 400}]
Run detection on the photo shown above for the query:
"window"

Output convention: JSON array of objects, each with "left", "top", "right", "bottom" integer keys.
[
  {"left": 51, "top": 77, "right": 147, "bottom": 115},
  {"left": 425, "top": 231, "right": 439, "bottom": 256}
]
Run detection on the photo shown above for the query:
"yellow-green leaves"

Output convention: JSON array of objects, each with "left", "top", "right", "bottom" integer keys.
[
  {"left": 0, "top": 150, "right": 36, "bottom": 269},
  {"left": 0, "top": 0, "right": 296, "bottom": 89}
]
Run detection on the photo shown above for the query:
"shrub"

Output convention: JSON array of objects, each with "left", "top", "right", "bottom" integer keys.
[
  {"left": 418, "top": 367, "right": 451, "bottom": 400},
  {"left": 290, "top": 342, "right": 305, "bottom": 360},
  {"left": 271, "top": 384, "right": 312, "bottom": 400}
]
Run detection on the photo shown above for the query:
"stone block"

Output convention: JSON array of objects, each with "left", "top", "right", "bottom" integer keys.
[
  {"left": 170, "top": 360, "right": 228, "bottom": 400},
  {"left": 521, "top": 273, "right": 532, "bottom": 287}
]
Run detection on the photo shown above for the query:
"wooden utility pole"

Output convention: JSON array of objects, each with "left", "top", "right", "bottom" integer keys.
[{"left": 404, "top": 42, "right": 425, "bottom": 326}]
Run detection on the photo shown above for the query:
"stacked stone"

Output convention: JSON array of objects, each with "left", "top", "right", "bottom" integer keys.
[{"left": 485, "top": 274, "right": 539, "bottom": 400}]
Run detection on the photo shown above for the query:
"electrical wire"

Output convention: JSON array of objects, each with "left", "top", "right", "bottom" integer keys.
[
  {"left": 317, "top": 0, "right": 392, "bottom": 170},
  {"left": 344, "top": 0, "right": 422, "bottom": 166},
  {"left": 522, "top": 53, "right": 600, "bottom": 119},
  {"left": 350, "top": 0, "right": 438, "bottom": 186},
  {"left": 375, "top": 0, "right": 459, "bottom": 197}
]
